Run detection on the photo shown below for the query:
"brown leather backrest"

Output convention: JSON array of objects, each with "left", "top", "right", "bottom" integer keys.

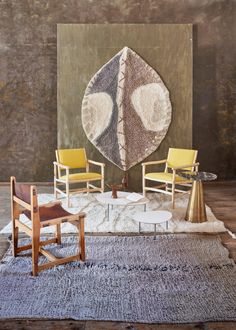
[{"left": 13, "top": 182, "right": 31, "bottom": 205}]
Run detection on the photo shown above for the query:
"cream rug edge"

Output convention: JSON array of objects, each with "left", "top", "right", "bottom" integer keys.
[{"left": 1, "top": 192, "right": 235, "bottom": 238}]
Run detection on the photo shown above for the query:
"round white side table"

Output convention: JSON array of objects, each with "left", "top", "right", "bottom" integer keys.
[
  {"left": 133, "top": 211, "right": 172, "bottom": 239},
  {"left": 96, "top": 191, "right": 149, "bottom": 221}
]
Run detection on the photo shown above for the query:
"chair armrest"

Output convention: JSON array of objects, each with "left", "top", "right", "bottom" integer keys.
[
  {"left": 172, "top": 162, "right": 200, "bottom": 170},
  {"left": 88, "top": 160, "right": 105, "bottom": 167},
  {"left": 77, "top": 212, "right": 86, "bottom": 218},
  {"left": 142, "top": 159, "right": 167, "bottom": 166},
  {"left": 53, "top": 161, "right": 70, "bottom": 170}
]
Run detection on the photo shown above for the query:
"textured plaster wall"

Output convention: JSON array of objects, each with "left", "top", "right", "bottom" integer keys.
[{"left": 0, "top": 0, "right": 236, "bottom": 182}]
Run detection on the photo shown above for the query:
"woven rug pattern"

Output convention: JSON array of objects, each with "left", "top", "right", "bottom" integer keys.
[{"left": 0, "top": 235, "right": 236, "bottom": 322}]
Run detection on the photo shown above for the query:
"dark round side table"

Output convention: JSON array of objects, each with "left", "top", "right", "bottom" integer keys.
[{"left": 178, "top": 171, "right": 217, "bottom": 223}]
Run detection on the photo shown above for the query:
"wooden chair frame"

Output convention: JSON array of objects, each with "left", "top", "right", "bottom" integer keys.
[
  {"left": 54, "top": 150, "right": 105, "bottom": 207},
  {"left": 142, "top": 151, "right": 199, "bottom": 208},
  {"left": 11, "top": 177, "right": 85, "bottom": 276}
]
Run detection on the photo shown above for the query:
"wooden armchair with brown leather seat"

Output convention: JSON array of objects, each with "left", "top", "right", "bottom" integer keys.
[{"left": 11, "top": 176, "right": 86, "bottom": 276}]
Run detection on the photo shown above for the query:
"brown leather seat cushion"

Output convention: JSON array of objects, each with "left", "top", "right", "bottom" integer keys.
[{"left": 24, "top": 203, "right": 74, "bottom": 222}]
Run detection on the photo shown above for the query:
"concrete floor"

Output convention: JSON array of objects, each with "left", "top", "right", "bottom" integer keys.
[{"left": 0, "top": 183, "right": 236, "bottom": 330}]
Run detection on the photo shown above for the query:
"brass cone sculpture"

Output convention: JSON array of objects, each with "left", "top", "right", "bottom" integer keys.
[{"left": 185, "top": 181, "right": 207, "bottom": 223}]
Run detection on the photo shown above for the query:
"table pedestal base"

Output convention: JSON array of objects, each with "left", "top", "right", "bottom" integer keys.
[{"left": 185, "top": 180, "right": 207, "bottom": 223}]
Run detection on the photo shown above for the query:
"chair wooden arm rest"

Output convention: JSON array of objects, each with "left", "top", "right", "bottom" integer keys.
[
  {"left": 88, "top": 160, "right": 105, "bottom": 167},
  {"left": 142, "top": 159, "right": 167, "bottom": 166},
  {"left": 77, "top": 212, "right": 86, "bottom": 218},
  {"left": 53, "top": 162, "right": 70, "bottom": 170},
  {"left": 172, "top": 162, "right": 200, "bottom": 170}
]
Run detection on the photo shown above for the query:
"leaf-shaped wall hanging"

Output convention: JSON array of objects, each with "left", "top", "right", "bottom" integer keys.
[{"left": 82, "top": 47, "right": 172, "bottom": 171}]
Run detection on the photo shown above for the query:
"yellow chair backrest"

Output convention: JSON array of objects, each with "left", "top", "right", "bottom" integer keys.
[
  {"left": 167, "top": 148, "right": 197, "bottom": 171},
  {"left": 56, "top": 149, "right": 87, "bottom": 169}
]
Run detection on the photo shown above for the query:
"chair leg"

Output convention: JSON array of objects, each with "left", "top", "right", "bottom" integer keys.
[
  {"left": 142, "top": 179, "right": 146, "bottom": 197},
  {"left": 78, "top": 217, "right": 85, "bottom": 261},
  {"left": 142, "top": 165, "right": 146, "bottom": 196},
  {"left": 86, "top": 182, "right": 89, "bottom": 195},
  {"left": 101, "top": 178, "right": 104, "bottom": 193},
  {"left": 172, "top": 182, "right": 175, "bottom": 209},
  {"left": 54, "top": 179, "right": 57, "bottom": 199},
  {"left": 56, "top": 224, "right": 61, "bottom": 245},
  {"left": 32, "top": 227, "right": 40, "bottom": 276},
  {"left": 12, "top": 219, "right": 19, "bottom": 257},
  {"left": 12, "top": 203, "right": 20, "bottom": 257},
  {"left": 66, "top": 181, "right": 70, "bottom": 207}
]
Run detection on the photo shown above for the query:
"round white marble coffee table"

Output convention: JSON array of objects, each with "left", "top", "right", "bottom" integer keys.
[
  {"left": 133, "top": 211, "right": 172, "bottom": 239},
  {"left": 96, "top": 191, "right": 149, "bottom": 221}
]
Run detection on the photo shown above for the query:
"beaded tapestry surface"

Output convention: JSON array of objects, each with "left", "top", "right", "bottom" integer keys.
[{"left": 82, "top": 47, "right": 172, "bottom": 170}]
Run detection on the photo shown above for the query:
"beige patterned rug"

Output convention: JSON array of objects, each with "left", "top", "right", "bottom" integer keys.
[{"left": 0, "top": 192, "right": 230, "bottom": 236}]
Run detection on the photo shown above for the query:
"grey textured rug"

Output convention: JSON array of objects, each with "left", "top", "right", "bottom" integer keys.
[{"left": 0, "top": 235, "right": 236, "bottom": 323}]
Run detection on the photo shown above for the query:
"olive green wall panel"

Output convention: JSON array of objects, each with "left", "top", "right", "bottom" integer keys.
[
  {"left": 57, "top": 24, "right": 192, "bottom": 191},
  {"left": 1, "top": 1, "right": 235, "bottom": 183}
]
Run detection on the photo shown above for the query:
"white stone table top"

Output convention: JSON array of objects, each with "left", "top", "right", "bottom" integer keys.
[
  {"left": 96, "top": 191, "right": 149, "bottom": 206},
  {"left": 133, "top": 211, "right": 172, "bottom": 225}
]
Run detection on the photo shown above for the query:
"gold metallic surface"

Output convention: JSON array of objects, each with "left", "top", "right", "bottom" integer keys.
[{"left": 185, "top": 181, "right": 207, "bottom": 223}]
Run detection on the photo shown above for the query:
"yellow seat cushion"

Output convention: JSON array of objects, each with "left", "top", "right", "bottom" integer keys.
[
  {"left": 60, "top": 172, "right": 102, "bottom": 181},
  {"left": 145, "top": 172, "right": 187, "bottom": 183}
]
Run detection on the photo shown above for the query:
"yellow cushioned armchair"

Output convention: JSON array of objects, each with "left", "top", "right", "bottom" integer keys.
[
  {"left": 142, "top": 148, "right": 199, "bottom": 208},
  {"left": 54, "top": 148, "right": 105, "bottom": 207}
]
